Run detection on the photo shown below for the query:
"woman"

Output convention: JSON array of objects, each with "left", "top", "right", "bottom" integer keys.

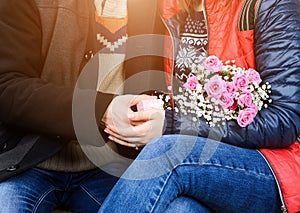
[{"left": 99, "top": 0, "right": 300, "bottom": 212}]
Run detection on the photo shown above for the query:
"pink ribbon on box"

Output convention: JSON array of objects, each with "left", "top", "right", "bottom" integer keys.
[{"left": 137, "top": 99, "right": 164, "bottom": 111}]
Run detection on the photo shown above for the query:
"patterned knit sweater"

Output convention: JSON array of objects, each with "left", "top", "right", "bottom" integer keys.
[{"left": 174, "top": 11, "right": 208, "bottom": 82}]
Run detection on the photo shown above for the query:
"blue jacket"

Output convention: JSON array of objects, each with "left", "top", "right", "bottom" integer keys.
[{"left": 163, "top": 0, "right": 300, "bottom": 149}]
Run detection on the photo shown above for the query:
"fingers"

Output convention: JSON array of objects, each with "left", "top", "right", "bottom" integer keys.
[
  {"left": 105, "top": 125, "right": 150, "bottom": 147},
  {"left": 106, "top": 110, "right": 165, "bottom": 142},
  {"left": 130, "top": 121, "right": 144, "bottom": 126},
  {"left": 130, "top": 95, "right": 157, "bottom": 106},
  {"left": 102, "top": 94, "right": 165, "bottom": 148},
  {"left": 107, "top": 136, "right": 144, "bottom": 151},
  {"left": 128, "top": 109, "right": 165, "bottom": 122},
  {"left": 107, "top": 135, "right": 136, "bottom": 148},
  {"left": 102, "top": 94, "right": 159, "bottom": 129},
  {"left": 105, "top": 122, "right": 151, "bottom": 139}
]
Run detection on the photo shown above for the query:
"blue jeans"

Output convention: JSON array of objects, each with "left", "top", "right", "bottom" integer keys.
[
  {"left": 0, "top": 167, "right": 118, "bottom": 213},
  {"left": 99, "top": 135, "right": 282, "bottom": 213}
]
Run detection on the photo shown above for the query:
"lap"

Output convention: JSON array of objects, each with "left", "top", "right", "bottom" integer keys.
[
  {"left": 126, "top": 134, "right": 270, "bottom": 180},
  {"left": 120, "top": 135, "right": 282, "bottom": 212},
  {"left": 0, "top": 168, "right": 59, "bottom": 213},
  {"left": 0, "top": 167, "right": 118, "bottom": 213}
]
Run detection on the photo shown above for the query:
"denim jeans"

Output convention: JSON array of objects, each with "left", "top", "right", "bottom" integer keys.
[
  {"left": 99, "top": 135, "right": 282, "bottom": 213},
  {"left": 0, "top": 167, "right": 118, "bottom": 213}
]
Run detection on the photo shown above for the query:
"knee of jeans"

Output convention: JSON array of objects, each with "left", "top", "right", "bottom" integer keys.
[
  {"left": 0, "top": 176, "right": 58, "bottom": 212},
  {"left": 142, "top": 134, "right": 200, "bottom": 159},
  {"left": 140, "top": 135, "right": 179, "bottom": 158},
  {"left": 0, "top": 181, "right": 21, "bottom": 200},
  {"left": 0, "top": 182, "right": 31, "bottom": 211}
]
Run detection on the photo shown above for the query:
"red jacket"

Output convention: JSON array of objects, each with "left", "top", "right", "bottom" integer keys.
[{"left": 160, "top": 0, "right": 300, "bottom": 212}]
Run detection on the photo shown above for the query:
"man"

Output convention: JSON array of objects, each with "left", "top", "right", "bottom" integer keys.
[{"left": 0, "top": 0, "right": 165, "bottom": 212}]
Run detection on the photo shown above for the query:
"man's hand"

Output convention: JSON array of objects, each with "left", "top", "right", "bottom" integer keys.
[{"left": 102, "top": 95, "right": 165, "bottom": 148}]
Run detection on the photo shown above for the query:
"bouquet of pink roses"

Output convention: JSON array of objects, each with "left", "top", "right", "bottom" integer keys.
[{"left": 173, "top": 56, "right": 272, "bottom": 127}]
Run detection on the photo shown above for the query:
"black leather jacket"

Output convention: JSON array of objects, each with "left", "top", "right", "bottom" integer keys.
[{"left": 0, "top": 0, "right": 165, "bottom": 181}]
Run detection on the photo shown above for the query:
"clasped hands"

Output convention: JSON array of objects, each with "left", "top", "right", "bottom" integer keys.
[{"left": 102, "top": 94, "right": 165, "bottom": 149}]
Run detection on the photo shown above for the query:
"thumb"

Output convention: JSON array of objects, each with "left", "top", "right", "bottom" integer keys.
[
  {"left": 130, "top": 94, "right": 157, "bottom": 106},
  {"left": 129, "top": 109, "right": 164, "bottom": 122}
]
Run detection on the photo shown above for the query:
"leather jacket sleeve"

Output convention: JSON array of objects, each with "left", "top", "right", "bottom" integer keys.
[
  {"left": 166, "top": 0, "right": 300, "bottom": 149},
  {"left": 0, "top": 0, "right": 114, "bottom": 140}
]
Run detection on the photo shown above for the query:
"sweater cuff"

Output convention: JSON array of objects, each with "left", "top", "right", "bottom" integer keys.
[{"left": 95, "top": 91, "right": 116, "bottom": 129}]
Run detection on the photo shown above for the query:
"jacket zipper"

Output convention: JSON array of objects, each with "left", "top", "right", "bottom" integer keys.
[
  {"left": 202, "top": 0, "right": 209, "bottom": 57},
  {"left": 257, "top": 150, "right": 288, "bottom": 213},
  {"left": 159, "top": 14, "right": 175, "bottom": 93}
]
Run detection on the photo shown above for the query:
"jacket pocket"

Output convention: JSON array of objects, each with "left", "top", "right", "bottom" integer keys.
[{"left": 0, "top": 123, "right": 25, "bottom": 155}]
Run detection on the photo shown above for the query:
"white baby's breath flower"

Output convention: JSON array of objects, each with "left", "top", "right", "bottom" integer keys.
[
  {"left": 173, "top": 56, "right": 272, "bottom": 127},
  {"left": 224, "top": 76, "right": 229, "bottom": 81}
]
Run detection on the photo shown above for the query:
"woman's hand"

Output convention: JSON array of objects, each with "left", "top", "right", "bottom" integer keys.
[
  {"left": 102, "top": 94, "right": 165, "bottom": 148},
  {"left": 104, "top": 107, "right": 165, "bottom": 149}
]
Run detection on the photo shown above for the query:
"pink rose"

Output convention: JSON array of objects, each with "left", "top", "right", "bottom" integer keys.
[
  {"left": 237, "top": 107, "right": 257, "bottom": 127},
  {"left": 218, "top": 91, "right": 235, "bottom": 108},
  {"left": 204, "top": 75, "right": 226, "bottom": 99},
  {"left": 226, "top": 82, "right": 237, "bottom": 97},
  {"left": 203, "top": 56, "right": 223, "bottom": 73},
  {"left": 237, "top": 91, "right": 253, "bottom": 108},
  {"left": 248, "top": 104, "right": 258, "bottom": 113},
  {"left": 183, "top": 75, "right": 198, "bottom": 90},
  {"left": 233, "top": 74, "right": 249, "bottom": 91},
  {"left": 246, "top": 68, "right": 262, "bottom": 84}
]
